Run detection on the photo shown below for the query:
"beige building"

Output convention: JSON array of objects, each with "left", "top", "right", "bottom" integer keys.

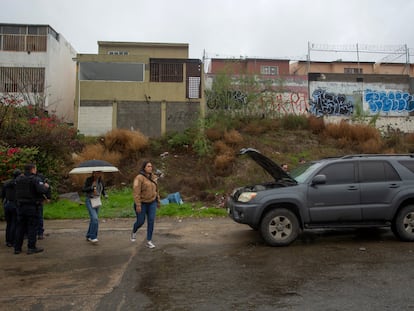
[
  {"left": 74, "top": 41, "right": 203, "bottom": 137},
  {"left": 290, "top": 60, "right": 413, "bottom": 76},
  {"left": 0, "top": 23, "right": 77, "bottom": 122}
]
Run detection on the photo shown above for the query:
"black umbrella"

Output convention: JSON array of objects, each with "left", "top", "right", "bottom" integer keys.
[{"left": 69, "top": 159, "right": 119, "bottom": 174}]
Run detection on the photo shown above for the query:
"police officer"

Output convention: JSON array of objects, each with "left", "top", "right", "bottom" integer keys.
[
  {"left": 1, "top": 169, "right": 21, "bottom": 247},
  {"left": 36, "top": 172, "right": 51, "bottom": 240},
  {"left": 14, "top": 164, "right": 49, "bottom": 255}
]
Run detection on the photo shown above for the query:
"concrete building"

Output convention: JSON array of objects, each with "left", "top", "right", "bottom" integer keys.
[
  {"left": 0, "top": 23, "right": 77, "bottom": 122},
  {"left": 290, "top": 60, "right": 413, "bottom": 76},
  {"left": 208, "top": 57, "right": 290, "bottom": 76},
  {"left": 205, "top": 56, "right": 414, "bottom": 132},
  {"left": 74, "top": 41, "right": 203, "bottom": 137},
  {"left": 206, "top": 57, "right": 308, "bottom": 115}
]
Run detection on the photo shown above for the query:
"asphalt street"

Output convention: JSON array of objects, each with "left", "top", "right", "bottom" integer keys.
[{"left": 1, "top": 217, "right": 414, "bottom": 311}]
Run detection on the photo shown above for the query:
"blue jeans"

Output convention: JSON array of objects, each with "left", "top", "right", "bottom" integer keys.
[
  {"left": 132, "top": 200, "right": 157, "bottom": 241},
  {"left": 86, "top": 198, "right": 99, "bottom": 239}
]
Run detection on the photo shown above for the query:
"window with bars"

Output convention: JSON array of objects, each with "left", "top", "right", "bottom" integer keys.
[
  {"left": 0, "top": 67, "right": 45, "bottom": 93},
  {"left": 260, "top": 65, "right": 279, "bottom": 75},
  {"left": 344, "top": 68, "right": 363, "bottom": 74},
  {"left": 150, "top": 62, "right": 183, "bottom": 82},
  {"left": 108, "top": 51, "right": 129, "bottom": 55},
  {"left": 0, "top": 25, "right": 48, "bottom": 51}
]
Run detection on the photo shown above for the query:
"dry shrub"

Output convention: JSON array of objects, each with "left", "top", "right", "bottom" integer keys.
[
  {"left": 403, "top": 133, "right": 414, "bottom": 153},
  {"left": 74, "top": 144, "right": 122, "bottom": 166},
  {"left": 213, "top": 140, "right": 234, "bottom": 155},
  {"left": 242, "top": 121, "right": 266, "bottom": 135},
  {"left": 357, "top": 138, "right": 383, "bottom": 153},
  {"left": 308, "top": 115, "right": 325, "bottom": 134},
  {"left": 223, "top": 129, "right": 243, "bottom": 145},
  {"left": 404, "top": 133, "right": 414, "bottom": 145},
  {"left": 350, "top": 124, "right": 381, "bottom": 144},
  {"left": 335, "top": 137, "right": 352, "bottom": 149},
  {"left": 324, "top": 122, "right": 348, "bottom": 139},
  {"left": 214, "top": 153, "right": 235, "bottom": 176},
  {"left": 324, "top": 122, "right": 384, "bottom": 153},
  {"left": 325, "top": 122, "right": 380, "bottom": 142},
  {"left": 205, "top": 128, "right": 224, "bottom": 141},
  {"left": 162, "top": 175, "right": 210, "bottom": 202},
  {"left": 102, "top": 129, "right": 149, "bottom": 154}
]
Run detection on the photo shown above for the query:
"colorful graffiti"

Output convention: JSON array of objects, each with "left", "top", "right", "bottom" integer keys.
[
  {"left": 260, "top": 91, "right": 308, "bottom": 114},
  {"left": 310, "top": 88, "right": 354, "bottom": 116},
  {"left": 365, "top": 89, "right": 414, "bottom": 113}
]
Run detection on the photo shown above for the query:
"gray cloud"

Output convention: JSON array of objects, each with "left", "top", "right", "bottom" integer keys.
[{"left": 2, "top": 0, "right": 413, "bottom": 61}]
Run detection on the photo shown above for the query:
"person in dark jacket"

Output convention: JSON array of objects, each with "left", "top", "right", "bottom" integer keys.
[
  {"left": 36, "top": 172, "right": 51, "bottom": 240},
  {"left": 82, "top": 171, "right": 107, "bottom": 243},
  {"left": 14, "top": 164, "right": 49, "bottom": 255},
  {"left": 1, "top": 169, "right": 22, "bottom": 247}
]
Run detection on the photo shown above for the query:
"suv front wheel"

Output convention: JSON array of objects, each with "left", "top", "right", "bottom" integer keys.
[
  {"left": 393, "top": 205, "right": 414, "bottom": 241},
  {"left": 260, "top": 208, "right": 300, "bottom": 246}
]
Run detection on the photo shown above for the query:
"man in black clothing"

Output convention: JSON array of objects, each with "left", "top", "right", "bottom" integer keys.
[
  {"left": 14, "top": 164, "right": 50, "bottom": 255},
  {"left": 1, "top": 169, "right": 21, "bottom": 247}
]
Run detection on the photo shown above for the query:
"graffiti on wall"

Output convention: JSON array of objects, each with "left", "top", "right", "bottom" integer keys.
[
  {"left": 259, "top": 91, "right": 308, "bottom": 114},
  {"left": 206, "top": 90, "right": 247, "bottom": 109},
  {"left": 310, "top": 88, "right": 354, "bottom": 116},
  {"left": 167, "top": 110, "right": 199, "bottom": 123},
  {"left": 206, "top": 89, "right": 309, "bottom": 114},
  {"left": 365, "top": 89, "right": 414, "bottom": 113}
]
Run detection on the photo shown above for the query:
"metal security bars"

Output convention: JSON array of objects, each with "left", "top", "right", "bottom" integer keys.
[
  {"left": 150, "top": 61, "right": 183, "bottom": 82},
  {"left": 0, "top": 67, "right": 45, "bottom": 93}
]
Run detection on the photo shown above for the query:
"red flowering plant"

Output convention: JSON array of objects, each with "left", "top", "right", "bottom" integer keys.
[
  {"left": 1, "top": 97, "right": 82, "bottom": 191},
  {"left": 0, "top": 146, "right": 38, "bottom": 182}
]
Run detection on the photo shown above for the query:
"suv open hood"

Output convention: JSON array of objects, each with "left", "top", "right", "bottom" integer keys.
[{"left": 239, "top": 148, "right": 297, "bottom": 184}]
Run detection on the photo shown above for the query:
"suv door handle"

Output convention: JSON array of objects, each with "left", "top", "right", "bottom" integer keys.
[
  {"left": 389, "top": 183, "right": 400, "bottom": 188},
  {"left": 347, "top": 186, "right": 358, "bottom": 191}
]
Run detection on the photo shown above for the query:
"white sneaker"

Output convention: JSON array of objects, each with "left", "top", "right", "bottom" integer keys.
[
  {"left": 146, "top": 240, "right": 155, "bottom": 249},
  {"left": 130, "top": 232, "right": 137, "bottom": 242},
  {"left": 88, "top": 238, "right": 98, "bottom": 243}
]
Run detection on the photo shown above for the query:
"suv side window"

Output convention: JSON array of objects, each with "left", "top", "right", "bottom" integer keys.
[
  {"left": 318, "top": 162, "right": 355, "bottom": 184},
  {"left": 359, "top": 160, "right": 401, "bottom": 182},
  {"left": 398, "top": 160, "right": 414, "bottom": 173}
]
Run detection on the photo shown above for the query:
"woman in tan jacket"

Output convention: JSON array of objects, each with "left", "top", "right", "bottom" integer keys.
[{"left": 131, "top": 160, "right": 160, "bottom": 248}]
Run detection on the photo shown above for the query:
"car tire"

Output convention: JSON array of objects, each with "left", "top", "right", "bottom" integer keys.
[
  {"left": 393, "top": 205, "right": 414, "bottom": 241},
  {"left": 260, "top": 208, "right": 300, "bottom": 246}
]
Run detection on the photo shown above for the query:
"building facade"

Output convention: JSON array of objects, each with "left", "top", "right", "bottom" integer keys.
[
  {"left": 206, "top": 58, "right": 308, "bottom": 115},
  {"left": 206, "top": 57, "right": 414, "bottom": 132},
  {"left": 0, "top": 23, "right": 77, "bottom": 122},
  {"left": 74, "top": 41, "right": 203, "bottom": 137}
]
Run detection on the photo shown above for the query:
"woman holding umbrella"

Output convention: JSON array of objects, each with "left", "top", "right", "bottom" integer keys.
[{"left": 82, "top": 171, "right": 107, "bottom": 243}]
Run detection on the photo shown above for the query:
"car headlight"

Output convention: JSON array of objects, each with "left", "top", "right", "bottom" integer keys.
[{"left": 238, "top": 192, "right": 257, "bottom": 202}]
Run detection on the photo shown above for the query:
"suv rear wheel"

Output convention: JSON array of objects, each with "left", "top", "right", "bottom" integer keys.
[
  {"left": 393, "top": 205, "right": 414, "bottom": 241},
  {"left": 260, "top": 208, "right": 300, "bottom": 246}
]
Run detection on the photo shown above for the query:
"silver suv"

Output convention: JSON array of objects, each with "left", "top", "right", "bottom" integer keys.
[{"left": 226, "top": 148, "right": 414, "bottom": 246}]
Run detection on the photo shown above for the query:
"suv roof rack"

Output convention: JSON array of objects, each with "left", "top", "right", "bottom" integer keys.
[{"left": 342, "top": 154, "right": 414, "bottom": 159}]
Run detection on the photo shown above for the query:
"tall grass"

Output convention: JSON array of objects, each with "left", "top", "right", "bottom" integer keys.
[{"left": 43, "top": 187, "right": 227, "bottom": 219}]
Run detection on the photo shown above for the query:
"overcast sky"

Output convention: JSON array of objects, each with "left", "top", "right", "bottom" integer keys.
[{"left": 2, "top": 0, "right": 414, "bottom": 62}]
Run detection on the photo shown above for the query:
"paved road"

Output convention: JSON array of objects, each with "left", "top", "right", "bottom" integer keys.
[{"left": 1, "top": 217, "right": 414, "bottom": 310}]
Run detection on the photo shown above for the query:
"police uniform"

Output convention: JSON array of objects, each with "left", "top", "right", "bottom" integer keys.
[
  {"left": 14, "top": 166, "right": 49, "bottom": 254},
  {"left": 1, "top": 169, "right": 21, "bottom": 247}
]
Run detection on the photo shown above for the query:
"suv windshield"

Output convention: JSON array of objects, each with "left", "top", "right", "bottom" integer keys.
[{"left": 290, "top": 162, "right": 324, "bottom": 183}]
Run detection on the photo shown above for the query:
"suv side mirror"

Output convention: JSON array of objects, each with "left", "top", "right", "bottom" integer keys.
[{"left": 312, "top": 174, "right": 326, "bottom": 185}]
